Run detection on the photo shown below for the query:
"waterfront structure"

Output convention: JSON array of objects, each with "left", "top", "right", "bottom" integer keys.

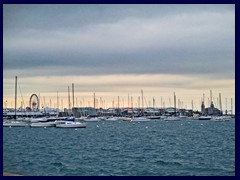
[
  {"left": 204, "top": 102, "right": 222, "bottom": 116},
  {"left": 72, "top": 107, "right": 96, "bottom": 117}
]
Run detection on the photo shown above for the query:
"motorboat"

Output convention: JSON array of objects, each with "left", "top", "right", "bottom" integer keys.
[
  {"left": 98, "top": 117, "right": 107, "bottom": 120},
  {"left": 84, "top": 117, "right": 100, "bottom": 122},
  {"left": 164, "top": 116, "right": 181, "bottom": 121},
  {"left": 59, "top": 117, "right": 75, "bottom": 121},
  {"left": 198, "top": 116, "right": 212, "bottom": 120},
  {"left": 3, "top": 121, "right": 29, "bottom": 127},
  {"left": 54, "top": 120, "right": 67, "bottom": 125},
  {"left": 75, "top": 117, "right": 85, "bottom": 121},
  {"left": 178, "top": 115, "right": 188, "bottom": 120},
  {"left": 83, "top": 115, "right": 101, "bottom": 122},
  {"left": 131, "top": 117, "right": 151, "bottom": 122},
  {"left": 31, "top": 117, "right": 48, "bottom": 123},
  {"left": 211, "top": 116, "right": 230, "bottom": 122},
  {"left": 147, "top": 116, "right": 161, "bottom": 120},
  {"left": 47, "top": 116, "right": 59, "bottom": 121},
  {"left": 56, "top": 122, "right": 87, "bottom": 128},
  {"left": 30, "top": 122, "right": 56, "bottom": 127},
  {"left": 105, "top": 117, "right": 119, "bottom": 121},
  {"left": 122, "top": 117, "right": 132, "bottom": 121}
]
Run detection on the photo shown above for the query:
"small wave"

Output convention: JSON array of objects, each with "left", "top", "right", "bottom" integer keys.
[
  {"left": 155, "top": 159, "right": 183, "bottom": 166},
  {"left": 50, "top": 162, "right": 64, "bottom": 167}
]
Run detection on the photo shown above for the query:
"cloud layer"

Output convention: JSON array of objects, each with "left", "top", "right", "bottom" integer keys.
[
  {"left": 3, "top": 4, "right": 235, "bottom": 79},
  {"left": 3, "top": 5, "right": 235, "bottom": 111}
]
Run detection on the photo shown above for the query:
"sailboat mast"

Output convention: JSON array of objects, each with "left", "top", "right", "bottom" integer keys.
[
  {"left": 219, "top": 93, "right": 222, "bottom": 112},
  {"left": 174, "top": 92, "right": 176, "bottom": 116},
  {"left": 68, "top": 86, "right": 70, "bottom": 112},
  {"left": 141, "top": 90, "right": 143, "bottom": 112},
  {"left": 15, "top": 76, "right": 17, "bottom": 120},
  {"left": 72, "top": 83, "right": 74, "bottom": 108},
  {"left": 94, "top": 93, "right": 95, "bottom": 109},
  {"left": 225, "top": 98, "right": 228, "bottom": 115},
  {"left": 138, "top": 96, "right": 140, "bottom": 108},
  {"left": 118, "top": 96, "right": 119, "bottom": 109},
  {"left": 210, "top": 90, "right": 212, "bottom": 104},
  {"left": 39, "top": 93, "right": 41, "bottom": 110},
  {"left": 131, "top": 96, "right": 133, "bottom": 114}
]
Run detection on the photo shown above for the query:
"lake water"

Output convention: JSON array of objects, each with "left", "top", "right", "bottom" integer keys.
[{"left": 3, "top": 119, "right": 235, "bottom": 176}]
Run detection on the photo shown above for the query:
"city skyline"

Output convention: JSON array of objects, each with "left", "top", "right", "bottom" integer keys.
[{"left": 3, "top": 4, "right": 235, "bottom": 113}]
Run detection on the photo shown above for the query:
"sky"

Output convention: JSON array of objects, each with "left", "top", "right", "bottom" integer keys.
[{"left": 3, "top": 4, "right": 235, "bottom": 113}]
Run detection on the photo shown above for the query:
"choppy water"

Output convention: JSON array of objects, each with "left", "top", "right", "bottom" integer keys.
[{"left": 3, "top": 119, "right": 235, "bottom": 176}]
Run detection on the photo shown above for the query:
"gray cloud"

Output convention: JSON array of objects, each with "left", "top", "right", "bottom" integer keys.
[{"left": 3, "top": 4, "right": 235, "bottom": 79}]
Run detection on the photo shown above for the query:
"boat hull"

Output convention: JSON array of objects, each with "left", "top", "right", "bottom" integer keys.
[
  {"left": 3, "top": 122, "right": 29, "bottom": 127},
  {"left": 30, "top": 122, "right": 56, "bottom": 127},
  {"left": 56, "top": 122, "right": 87, "bottom": 128},
  {"left": 105, "top": 117, "right": 119, "bottom": 121},
  {"left": 198, "top": 116, "right": 211, "bottom": 120},
  {"left": 122, "top": 118, "right": 132, "bottom": 121},
  {"left": 132, "top": 117, "right": 150, "bottom": 122},
  {"left": 83, "top": 118, "right": 100, "bottom": 122},
  {"left": 147, "top": 116, "right": 161, "bottom": 119},
  {"left": 164, "top": 117, "right": 181, "bottom": 121}
]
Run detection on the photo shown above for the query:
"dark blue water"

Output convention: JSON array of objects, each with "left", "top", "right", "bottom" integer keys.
[{"left": 3, "top": 119, "right": 235, "bottom": 176}]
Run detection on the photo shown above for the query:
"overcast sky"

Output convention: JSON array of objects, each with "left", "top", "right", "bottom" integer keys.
[{"left": 3, "top": 4, "right": 235, "bottom": 111}]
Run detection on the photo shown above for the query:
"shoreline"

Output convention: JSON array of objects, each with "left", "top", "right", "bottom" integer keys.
[{"left": 3, "top": 172, "right": 23, "bottom": 176}]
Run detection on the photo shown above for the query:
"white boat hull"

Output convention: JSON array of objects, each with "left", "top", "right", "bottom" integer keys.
[
  {"left": 105, "top": 117, "right": 119, "bottom": 121},
  {"left": 132, "top": 117, "right": 150, "bottom": 122},
  {"left": 164, "top": 117, "right": 181, "bottom": 121},
  {"left": 30, "top": 122, "right": 56, "bottom": 127},
  {"left": 56, "top": 122, "right": 87, "bottom": 128},
  {"left": 31, "top": 117, "right": 48, "bottom": 123},
  {"left": 3, "top": 122, "right": 29, "bottom": 127},
  {"left": 83, "top": 118, "right": 100, "bottom": 122}
]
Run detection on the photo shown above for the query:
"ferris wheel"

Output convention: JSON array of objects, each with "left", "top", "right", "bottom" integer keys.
[{"left": 29, "top": 94, "right": 39, "bottom": 111}]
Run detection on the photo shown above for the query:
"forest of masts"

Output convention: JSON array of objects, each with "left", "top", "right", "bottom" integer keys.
[{"left": 3, "top": 81, "right": 234, "bottom": 114}]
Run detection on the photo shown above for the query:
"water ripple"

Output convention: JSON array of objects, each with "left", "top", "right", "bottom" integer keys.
[{"left": 3, "top": 119, "right": 235, "bottom": 176}]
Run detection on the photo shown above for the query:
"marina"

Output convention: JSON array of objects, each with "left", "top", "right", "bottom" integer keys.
[
  {"left": 3, "top": 4, "right": 235, "bottom": 176},
  {"left": 2, "top": 76, "right": 235, "bottom": 175},
  {"left": 3, "top": 77, "right": 235, "bottom": 126}
]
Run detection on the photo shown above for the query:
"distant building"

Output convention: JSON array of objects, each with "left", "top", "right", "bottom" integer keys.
[
  {"left": 72, "top": 107, "right": 96, "bottom": 117},
  {"left": 201, "top": 101, "right": 222, "bottom": 116},
  {"left": 205, "top": 102, "right": 222, "bottom": 116}
]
